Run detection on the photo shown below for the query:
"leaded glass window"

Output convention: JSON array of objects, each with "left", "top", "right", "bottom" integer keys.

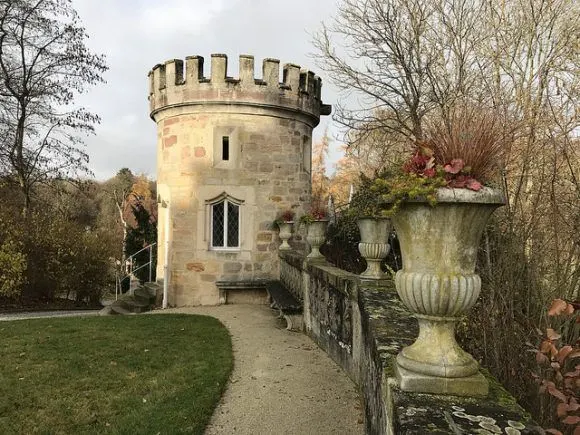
[{"left": 211, "top": 199, "right": 240, "bottom": 249}]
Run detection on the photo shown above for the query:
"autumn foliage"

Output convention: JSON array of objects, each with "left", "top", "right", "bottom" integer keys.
[{"left": 533, "top": 299, "right": 580, "bottom": 434}]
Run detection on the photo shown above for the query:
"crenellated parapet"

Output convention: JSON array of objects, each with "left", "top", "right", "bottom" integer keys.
[{"left": 148, "top": 54, "right": 331, "bottom": 125}]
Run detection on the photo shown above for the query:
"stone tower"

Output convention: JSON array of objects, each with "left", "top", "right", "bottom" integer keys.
[{"left": 148, "top": 53, "right": 330, "bottom": 306}]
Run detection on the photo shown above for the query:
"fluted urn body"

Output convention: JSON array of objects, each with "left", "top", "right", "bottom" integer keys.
[
  {"left": 306, "top": 220, "right": 328, "bottom": 259},
  {"left": 278, "top": 222, "right": 293, "bottom": 250},
  {"left": 357, "top": 217, "right": 392, "bottom": 279},
  {"left": 392, "top": 187, "right": 504, "bottom": 396}
]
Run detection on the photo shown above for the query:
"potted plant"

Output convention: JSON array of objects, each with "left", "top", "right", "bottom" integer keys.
[
  {"left": 274, "top": 210, "right": 295, "bottom": 251},
  {"left": 347, "top": 173, "right": 393, "bottom": 280},
  {"left": 299, "top": 206, "right": 328, "bottom": 259},
  {"left": 374, "top": 108, "right": 507, "bottom": 396}
]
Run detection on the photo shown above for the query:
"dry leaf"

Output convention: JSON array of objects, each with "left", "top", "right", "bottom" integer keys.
[{"left": 549, "top": 299, "right": 568, "bottom": 316}]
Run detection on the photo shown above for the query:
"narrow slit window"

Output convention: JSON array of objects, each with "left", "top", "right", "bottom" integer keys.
[{"left": 222, "top": 136, "right": 230, "bottom": 161}]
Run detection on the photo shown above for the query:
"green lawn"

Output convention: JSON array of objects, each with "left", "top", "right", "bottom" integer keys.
[{"left": 0, "top": 314, "right": 233, "bottom": 434}]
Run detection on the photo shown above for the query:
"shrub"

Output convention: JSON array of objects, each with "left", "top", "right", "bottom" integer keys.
[
  {"left": 322, "top": 172, "right": 402, "bottom": 274},
  {"left": 0, "top": 240, "right": 27, "bottom": 298},
  {"left": 0, "top": 207, "right": 114, "bottom": 305},
  {"left": 125, "top": 203, "right": 157, "bottom": 284},
  {"left": 531, "top": 299, "right": 580, "bottom": 434}
]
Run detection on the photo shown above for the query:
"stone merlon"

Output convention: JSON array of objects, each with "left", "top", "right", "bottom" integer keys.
[{"left": 148, "top": 54, "right": 331, "bottom": 127}]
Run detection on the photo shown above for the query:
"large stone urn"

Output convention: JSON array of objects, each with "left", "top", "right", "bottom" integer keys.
[
  {"left": 392, "top": 187, "right": 504, "bottom": 396},
  {"left": 357, "top": 217, "right": 392, "bottom": 279},
  {"left": 306, "top": 220, "right": 328, "bottom": 259},
  {"left": 278, "top": 221, "right": 293, "bottom": 250}
]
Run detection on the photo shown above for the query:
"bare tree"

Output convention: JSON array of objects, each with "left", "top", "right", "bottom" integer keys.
[
  {"left": 311, "top": 130, "right": 331, "bottom": 206},
  {"left": 317, "top": 0, "right": 580, "bottom": 422},
  {"left": 313, "top": 0, "right": 490, "bottom": 144},
  {"left": 0, "top": 0, "right": 107, "bottom": 214}
]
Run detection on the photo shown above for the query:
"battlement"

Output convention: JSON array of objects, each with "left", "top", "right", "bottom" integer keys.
[{"left": 148, "top": 54, "right": 331, "bottom": 125}]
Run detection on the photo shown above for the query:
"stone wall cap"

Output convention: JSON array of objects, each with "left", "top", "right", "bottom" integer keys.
[
  {"left": 149, "top": 53, "right": 330, "bottom": 123},
  {"left": 404, "top": 187, "right": 505, "bottom": 205},
  {"left": 436, "top": 187, "right": 505, "bottom": 204}
]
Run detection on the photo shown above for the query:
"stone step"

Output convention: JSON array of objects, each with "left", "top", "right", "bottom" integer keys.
[
  {"left": 144, "top": 281, "right": 160, "bottom": 292},
  {"left": 132, "top": 292, "right": 152, "bottom": 305},
  {"left": 110, "top": 304, "right": 134, "bottom": 315},
  {"left": 121, "top": 296, "right": 150, "bottom": 309},
  {"left": 134, "top": 286, "right": 155, "bottom": 302},
  {"left": 103, "top": 281, "right": 161, "bottom": 315},
  {"left": 99, "top": 306, "right": 113, "bottom": 316},
  {"left": 142, "top": 283, "right": 159, "bottom": 298}
]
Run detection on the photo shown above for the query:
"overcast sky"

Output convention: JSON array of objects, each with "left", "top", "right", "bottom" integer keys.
[{"left": 72, "top": 0, "right": 343, "bottom": 181}]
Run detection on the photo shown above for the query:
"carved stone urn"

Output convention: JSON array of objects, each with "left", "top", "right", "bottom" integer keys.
[
  {"left": 392, "top": 187, "right": 504, "bottom": 396},
  {"left": 357, "top": 217, "right": 392, "bottom": 279},
  {"left": 278, "top": 221, "right": 293, "bottom": 250},
  {"left": 306, "top": 220, "right": 328, "bottom": 259}
]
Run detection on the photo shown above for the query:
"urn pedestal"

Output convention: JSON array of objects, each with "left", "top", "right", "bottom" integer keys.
[
  {"left": 357, "top": 217, "right": 392, "bottom": 279},
  {"left": 278, "top": 221, "right": 293, "bottom": 250},
  {"left": 392, "top": 188, "right": 504, "bottom": 396},
  {"left": 306, "top": 220, "right": 328, "bottom": 259}
]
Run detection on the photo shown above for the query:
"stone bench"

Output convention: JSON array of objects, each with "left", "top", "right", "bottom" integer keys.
[
  {"left": 215, "top": 280, "right": 271, "bottom": 305},
  {"left": 265, "top": 280, "right": 303, "bottom": 332},
  {"left": 215, "top": 279, "right": 303, "bottom": 331}
]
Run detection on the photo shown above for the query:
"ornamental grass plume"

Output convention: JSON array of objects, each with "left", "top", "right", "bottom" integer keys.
[
  {"left": 371, "top": 106, "right": 509, "bottom": 214},
  {"left": 424, "top": 106, "right": 507, "bottom": 187}
]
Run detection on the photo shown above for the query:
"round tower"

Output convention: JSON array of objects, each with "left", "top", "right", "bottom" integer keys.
[{"left": 149, "top": 53, "right": 330, "bottom": 306}]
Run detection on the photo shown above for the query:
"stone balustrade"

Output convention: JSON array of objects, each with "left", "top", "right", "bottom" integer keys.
[{"left": 279, "top": 250, "right": 542, "bottom": 434}]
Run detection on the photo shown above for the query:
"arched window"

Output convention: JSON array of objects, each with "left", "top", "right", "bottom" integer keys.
[{"left": 206, "top": 193, "right": 243, "bottom": 250}]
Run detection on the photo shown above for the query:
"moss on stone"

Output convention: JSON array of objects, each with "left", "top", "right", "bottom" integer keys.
[{"left": 482, "top": 368, "right": 533, "bottom": 420}]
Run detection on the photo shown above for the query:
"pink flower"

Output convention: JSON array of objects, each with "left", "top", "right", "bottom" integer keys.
[
  {"left": 423, "top": 168, "right": 436, "bottom": 178},
  {"left": 466, "top": 178, "right": 482, "bottom": 191},
  {"left": 444, "top": 159, "right": 465, "bottom": 174}
]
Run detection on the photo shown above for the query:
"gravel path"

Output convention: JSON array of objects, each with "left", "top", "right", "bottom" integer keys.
[{"left": 159, "top": 304, "right": 364, "bottom": 435}]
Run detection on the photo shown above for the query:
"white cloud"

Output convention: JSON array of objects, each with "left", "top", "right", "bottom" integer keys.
[
  {"left": 70, "top": 0, "right": 343, "bottom": 181},
  {"left": 139, "top": 0, "right": 230, "bottom": 35}
]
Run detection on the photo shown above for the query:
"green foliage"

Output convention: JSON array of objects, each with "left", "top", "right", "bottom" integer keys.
[
  {"left": 322, "top": 172, "right": 402, "bottom": 273},
  {"left": 371, "top": 170, "right": 446, "bottom": 216},
  {"left": 343, "top": 172, "right": 386, "bottom": 219},
  {"left": 125, "top": 203, "right": 157, "bottom": 283},
  {"left": 339, "top": 153, "right": 447, "bottom": 220},
  {"left": 0, "top": 315, "right": 233, "bottom": 434},
  {"left": 0, "top": 207, "right": 114, "bottom": 304},
  {"left": 0, "top": 240, "right": 26, "bottom": 298},
  {"left": 321, "top": 214, "right": 365, "bottom": 274}
]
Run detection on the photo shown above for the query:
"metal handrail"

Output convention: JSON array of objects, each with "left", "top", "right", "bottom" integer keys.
[
  {"left": 128, "top": 243, "right": 155, "bottom": 261},
  {"left": 115, "top": 243, "right": 157, "bottom": 300}
]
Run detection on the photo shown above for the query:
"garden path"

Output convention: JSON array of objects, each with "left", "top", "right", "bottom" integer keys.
[{"left": 160, "top": 304, "right": 364, "bottom": 435}]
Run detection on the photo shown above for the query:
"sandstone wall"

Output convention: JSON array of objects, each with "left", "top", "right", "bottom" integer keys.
[
  {"left": 149, "top": 53, "right": 330, "bottom": 306},
  {"left": 155, "top": 108, "right": 312, "bottom": 306}
]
